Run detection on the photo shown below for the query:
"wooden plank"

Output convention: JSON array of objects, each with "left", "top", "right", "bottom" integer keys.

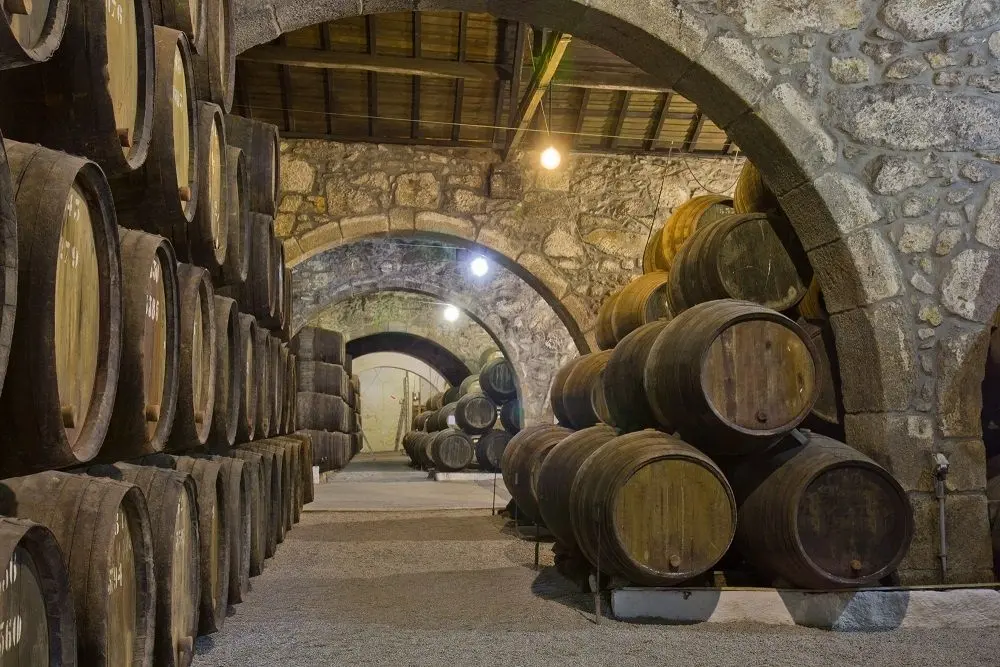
[
  {"left": 366, "top": 15, "right": 378, "bottom": 137},
  {"left": 278, "top": 35, "right": 295, "bottom": 132},
  {"left": 504, "top": 31, "right": 572, "bottom": 158},
  {"left": 506, "top": 23, "right": 526, "bottom": 139},
  {"left": 491, "top": 18, "right": 509, "bottom": 147},
  {"left": 608, "top": 90, "right": 631, "bottom": 149},
  {"left": 411, "top": 12, "right": 421, "bottom": 139},
  {"left": 681, "top": 111, "right": 705, "bottom": 153},
  {"left": 319, "top": 23, "right": 336, "bottom": 135},
  {"left": 451, "top": 12, "right": 467, "bottom": 143},
  {"left": 240, "top": 44, "right": 513, "bottom": 81},
  {"left": 644, "top": 92, "right": 671, "bottom": 151},
  {"left": 552, "top": 70, "right": 672, "bottom": 93},
  {"left": 235, "top": 60, "right": 252, "bottom": 117},
  {"left": 572, "top": 88, "right": 590, "bottom": 149}
]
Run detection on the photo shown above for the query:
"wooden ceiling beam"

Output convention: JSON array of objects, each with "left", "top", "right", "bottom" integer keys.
[
  {"left": 491, "top": 18, "right": 510, "bottom": 147},
  {"left": 644, "top": 91, "right": 672, "bottom": 151},
  {"left": 319, "top": 23, "right": 336, "bottom": 135},
  {"left": 411, "top": 11, "right": 421, "bottom": 139},
  {"left": 572, "top": 88, "right": 590, "bottom": 149},
  {"left": 682, "top": 110, "right": 705, "bottom": 153},
  {"left": 503, "top": 31, "right": 572, "bottom": 159},
  {"left": 505, "top": 23, "right": 527, "bottom": 143},
  {"left": 451, "top": 12, "right": 467, "bottom": 143},
  {"left": 366, "top": 15, "right": 378, "bottom": 138},
  {"left": 608, "top": 90, "right": 631, "bottom": 149},
  {"left": 277, "top": 35, "right": 295, "bottom": 132},
  {"left": 235, "top": 60, "right": 252, "bottom": 117},
  {"left": 551, "top": 70, "right": 672, "bottom": 93}
]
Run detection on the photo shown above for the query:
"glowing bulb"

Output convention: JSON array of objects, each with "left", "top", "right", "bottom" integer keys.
[
  {"left": 470, "top": 256, "right": 489, "bottom": 277},
  {"left": 540, "top": 146, "right": 561, "bottom": 170},
  {"left": 443, "top": 305, "right": 460, "bottom": 322}
]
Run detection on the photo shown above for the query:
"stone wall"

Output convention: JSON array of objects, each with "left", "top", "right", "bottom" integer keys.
[
  {"left": 307, "top": 290, "right": 498, "bottom": 375},
  {"left": 280, "top": 140, "right": 744, "bottom": 348}
]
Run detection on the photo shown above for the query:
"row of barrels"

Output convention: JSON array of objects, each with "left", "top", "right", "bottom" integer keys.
[
  {"left": 0, "top": 432, "right": 315, "bottom": 666},
  {"left": 503, "top": 424, "right": 913, "bottom": 590},
  {"left": 403, "top": 428, "right": 512, "bottom": 474},
  {"left": 292, "top": 327, "right": 364, "bottom": 471}
]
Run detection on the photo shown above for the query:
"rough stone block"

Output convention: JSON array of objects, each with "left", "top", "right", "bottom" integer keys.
[
  {"left": 809, "top": 230, "right": 902, "bottom": 313},
  {"left": 721, "top": 0, "right": 863, "bottom": 36},
  {"left": 882, "top": 0, "right": 1000, "bottom": 40},
  {"left": 273, "top": 0, "right": 359, "bottom": 35},
  {"left": 394, "top": 171, "right": 441, "bottom": 209},
  {"left": 868, "top": 155, "right": 928, "bottom": 195},
  {"left": 298, "top": 221, "right": 343, "bottom": 256},
  {"left": 340, "top": 214, "right": 389, "bottom": 240},
  {"left": 476, "top": 226, "right": 522, "bottom": 260},
  {"left": 975, "top": 182, "right": 1000, "bottom": 248},
  {"left": 779, "top": 173, "right": 882, "bottom": 250},
  {"left": 941, "top": 249, "right": 1000, "bottom": 322},
  {"left": 831, "top": 300, "right": 915, "bottom": 412},
  {"left": 283, "top": 237, "right": 303, "bottom": 265},
  {"left": 937, "top": 325, "right": 990, "bottom": 437},
  {"left": 673, "top": 36, "right": 771, "bottom": 129},
  {"left": 388, "top": 207, "right": 415, "bottom": 231},
  {"left": 576, "top": 0, "right": 708, "bottom": 67},
  {"left": 901, "top": 492, "right": 993, "bottom": 581},
  {"left": 830, "top": 56, "right": 870, "bottom": 84},
  {"left": 487, "top": 165, "right": 522, "bottom": 199},
  {"left": 281, "top": 157, "right": 315, "bottom": 193},
  {"left": 233, "top": 0, "right": 281, "bottom": 52},
  {"left": 517, "top": 253, "right": 568, "bottom": 300}
]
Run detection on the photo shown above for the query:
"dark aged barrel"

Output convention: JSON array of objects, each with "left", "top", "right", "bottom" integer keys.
[
  {"left": 112, "top": 27, "right": 198, "bottom": 247},
  {"left": 499, "top": 399, "right": 522, "bottom": 434},
  {"left": 603, "top": 320, "right": 672, "bottom": 433},
  {"left": 549, "top": 357, "right": 582, "bottom": 427},
  {"left": 209, "top": 296, "right": 240, "bottom": 451},
  {"left": 0, "top": 0, "right": 154, "bottom": 176},
  {"left": 264, "top": 437, "right": 303, "bottom": 521},
  {"left": 667, "top": 212, "right": 807, "bottom": 314},
  {"left": 283, "top": 352, "right": 298, "bottom": 435},
  {"left": 167, "top": 264, "right": 216, "bottom": 450},
  {"left": 655, "top": 195, "right": 734, "bottom": 271},
  {"left": 103, "top": 228, "right": 179, "bottom": 460},
  {"left": 594, "top": 289, "right": 620, "bottom": 350},
  {"left": 225, "top": 449, "right": 265, "bottom": 576},
  {"left": 475, "top": 429, "right": 512, "bottom": 472},
  {"left": 280, "top": 266, "right": 292, "bottom": 342},
  {"left": 239, "top": 441, "right": 289, "bottom": 543},
  {"left": 276, "top": 345, "right": 288, "bottom": 434},
  {"left": 727, "top": 432, "right": 913, "bottom": 589},
  {"left": 224, "top": 115, "right": 280, "bottom": 215},
  {"left": 168, "top": 455, "right": 229, "bottom": 635},
  {"left": 800, "top": 321, "right": 844, "bottom": 430},
  {"left": 551, "top": 351, "right": 612, "bottom": 430},
  {"left": 644, "top": 300, "right": 819, "bottom": 457},
  {"left": 0, "top": 471, "right": 155, "bottom": 666},
  {"left": 87, "top": 462, "right": 198, "bottom": 667},
  {"left": 0, "top": 143, "right": 121, "bottom": 473},
  {"left": 0, "top": 0, "right": 68, "bottom": 68},
  {"left": 291, "top": 326, "right": 345, "bottom": 365},
  {"left": 0, "top": 518, "right": 76, "bottom": 665},
  {"left": 536, "top": 424, "right": 618, "bottom": 552},
  {"left": 455, "top": 392, "right": 498, "bottom": 434},
  {"left": 479, "top": 357, "right": 516, "bottom": 404},
  {"left": 198, "top": 455, "right": 251, "bottom": 604},
  {"left": 413, "top": 410, "right": 434, "bottom": 431},
  {"left": 284, "top": 431, "right": 315, "bottom": 504},
  {"left": 149, "top": 0, "right": 205, "bottom": 55},
  {"left": 305, "top": 430, "right": 351, "bottom": 470},
  {"left": 501, "top": 425, "right": 573, "bottom": 525},
  {"left": 570, "top": 430, "right": 737, "bottom": 586},
  {"left": 0, "top": 138, "right": 14, "bottom": 396},
  {"left": 405, "top": 432, "right": 431, "bottom": 468},
  {"left": 231, "top": 446, "right": 279, "bottom": 558},
  {"left": 252, "top": 322, "right": 271, "bottom": 437},
  {"left": 189, "top": 0, "right": 233, "bottom": 111},
  {"left": 478, "top": 347, "right": 503, "bottom": 369},
  {"left": 241, "top": 213, "right": 275, "bottom": 321},
  {"left": 261, "top": 237, "right": 284, "bottom": 331},
  {"left": 235, "top": 313, "right": 258, "bottom": 442},
  {"left": 296, "top": 392, "right": 350, "bottom": 433},
  {"left": 458, "top": 374, "right": 480, "bottom": 397},
  {"left": 220, "top": 145, "right": 249, "bottom": 285},
  {"left": 429, "top": 429, "right": 474, "bottom": 472},
  {"left": 442, "top": 385, "right": 461, "bottom": 406},
  {"left": 427, "top": 402, "right": 458, "bottom": 432},
  {"left": 733, "top": 160, "right": 778, "bottom": 214},
  {"left": 425, "top": 391, "right": 445, "bottom": 412},
  {"left": 267, "top": 335, "right": 282, "bottom": 435},
  {"left": 187, "top": 102, "right": 228, "bottom": 271},
  {"left": 610, "top": 272, "right": 672, "bottom": 343}
]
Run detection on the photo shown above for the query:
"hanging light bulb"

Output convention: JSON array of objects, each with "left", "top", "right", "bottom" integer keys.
[
  {"left": 470, "top": 256, "right": 489, "bottom": 277},
  {"left": 443, "top": 304, "right": 460, "bottom": 322},
  {"left": 540, "top": 145, "right": 561, "bottom": 170}
]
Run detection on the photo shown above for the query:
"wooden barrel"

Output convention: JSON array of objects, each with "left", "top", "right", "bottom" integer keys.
[
  {"left": 225, "top": 449, "right": 265, "bottom": 575},
  {"left": 569, "top": 430, "right": 737, "bottom": 586},
  {"left": 536, "top": 424, "right": 617, "bottom": 552},
  {"left": 603, "top": 320, "right": 672, "bottom": 433},
  {"left": 644, "top": 299, "right": 819, "bottom": 457},
  {"left": 209, "top": 296, "right": 240, "bottom": 451},
  {"left": 111, "top": 26, "right": 199, "bottom": 245},
  {"left": 252, "top": 321, "right": 271, "bottom": 437},
  {"left": 0, "top": 0, "right": 68, "bottom": 68},
  {"left": 267, "top": 335, "right": 282, "bottom": 435},
  {"left": 263, "top": 437, "right": 303, "bottom": 522},
  {"left": 727, "top": 432, "right": 913, "bottom": 589},
  {"left": 87, "top": 462, "right": 199, "bottom": 667},
  {"left": 429, "top": 429, "right": 474, "bottom": 472},
  {"left": 305, "top": 430, "right": 351, "bottom": 470},
  {"left": 655, "top": 195, "right": 734, "bottom": 270},
  {"left": 668, "top": 212, "right": 807, "bottom": 314},
  {"left": 611, "top": 272, "right": 672, "bottom": 342},
  {"left": 149, "top": 0, "right": 205, "bottom": 54},
  {"left": 550, "top": 351, "right": 612, "bottom": 430},
  {"left": 0, "top": 471, "right": 155, "bottom": 666},
  {"left": 280, "top": 266, "right": 292, "bottom": 342},
  {"left": 642, "top": 226, "right": 665, "bottom": 273},
  {"left": 425, "top": 391, "right": 445, "bottom": 411},
  {"left": 167, "top": 263, "right": 216, "bottom": 450},
  {"left": 442, "top": 385, "right": 461, "bottom": 406},
  {"left": 800, "top": 321, "right": 844, "bottom": 432},
  {"left": 230, "top": 446, "right": 279, "bottom": 558},
  {"left": 186, "top": 102, "right": 228, "bottom": 271},
  {"left": 427, "top": 401, "right": 458, "bottom": 432},
  {"left": 0, "top": 137, "right": 14, "bottom": 398},
  {"left": 479, "top": 357, "right": 517, "bottom": 403},
  {"left": 284, "top": 430, "right": 315, "bottom": 504},
  {"left": 797, "top": 277, "right": 827, "bottom": 323},
  {"left": 458, "top": 374, "right": 480, "bottom": 397},
  {"left": 455, "top": 392, "right": 497, "bottom": 434},
  {"left": 291, "top": 327, "right": 346, "bottom": 366},
  {"left": 261, "top": 236, "right": 284, "bottom": 331},
  {"left": 0, "top": 517, "right": 76, "bottom": 665},
  {"left": 296, "top": 392, "right": 349, "bottom": 432},
  {"left": 168, "top": 455, "right": 229, "bottom": 635},
  {"left": 401, "top": 431, "right": 419, "bottom": 462},
  {"left": 220, "top": 145, "right": 249, "bottom": 285},
  {"left": 189, "top": 0, "right": 234, "bottom": 111},
  {"left": 0, "top": 0, "right": 154, "bottom": 176},
  {"left": 549, "top": 357, "right": 583, "bottom": 427},
  {"left": 733, "top": 160, "right": 778, "bottom": 214},
  {"left": 0, "top": 143, "right": 121, "bottom": 473},
  {"left": 224, "top": 115, "right": 279, "bottom": 215},
  {"left": 235, "top": 313, "right": 258, "bottom": 442},
  {"left": 478, "top": 347, "right": 503, "bottom": 369},
  {"left": 239, "top": 442, "right": 290, "bottom": 543},
  {"left": 594, "top": 289, "right": 620, "bottom": 351},
  {"left": 500, "top": 424, "right": 572, "bottom": 525},
  {"left": 242, "top": 213, "right": 275, "bottom": 321},
  {"left": 103, "top": 228, "right": 179, "bottom": 460},
  {"left": 283, "top": 352, "right": 298, "bottom": 436},
  {"left": 199, "top": 455, "right": 251, "bottom": 604},
  {"left": 499, "top": 399, "right": 522, "bottom": 434},
  {"left": 474, "top": 429, "right": 511, "bottom": 472},
  {"left": 413, "top": 410, "right": 434, "bottom": 431},
  {"left": 350, "top": 432, "right": 362, "bottom": 457}
]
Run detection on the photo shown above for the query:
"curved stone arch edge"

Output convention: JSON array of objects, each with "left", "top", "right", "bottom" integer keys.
[{"left": 347, "top": 331, "right": 474, "bottom": 386}]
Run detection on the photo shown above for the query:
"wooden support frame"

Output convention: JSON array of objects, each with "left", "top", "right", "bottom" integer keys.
[
  {"left": 366, "top": 15, "right": 378, "bottom": 137},
  {"left": 681, "top": 110, "right": 705, "bottom": 153},
  {"left": 572, "top": 88, "right": 590, "bottom": 149},
  {"left": 608, "top": 90, "right": 631, "bottom": 149},
  {"left": 411, "top": 11, "right": 421, "bottom": 139},
  {"left": 451, "top": 12, "right": 467, "bottom": 143},
  {"left": 319, "top": 23, "right": 336, "bottom": 135},
  {"left": 503, "top": 31, "right": 572, "bottom": 159},
  {"left": 491, "top": 19, "right": 510, "bottom": 147},
  {"left": 277, "top": 35, "right": 295, "bottom": 132},
  {"left": 644, "top": 91, "right": 672, "bottom": 151}
]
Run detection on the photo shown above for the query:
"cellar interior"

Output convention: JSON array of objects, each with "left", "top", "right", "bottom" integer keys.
[{"left": 0, "top": 0, "right": 999, "bottom": 665}]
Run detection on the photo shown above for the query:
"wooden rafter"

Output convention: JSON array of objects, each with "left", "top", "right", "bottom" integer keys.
[
  {"left": 551, "top": 70, "right": 671, "bottom": 93},
  {"left": 451, "top": 12, "right": 467, "bottom": 143},
  {"left": 506, "top": 23, "right": 527, "bottom": 139},
  {"left": 608, "top": 90, "right": 631, "bottom": 149},
  {"left": 235, "top": 60, "right": 251, "bottom": 117},
  {"left": 681, "top": 110, "right": 705, "bottom": 153},
  {"left": 277, "top": 35, "right": 295, "bottom": 132},
  {"left": 411, "top": 11, "right": 421, "bottom": 139},
  {"left": 503, "top": 30, "right": 572, "bottom": 159},
  {"left": 572, "top": 88, "right": 590, "bottom": 149},
  {"left": 644, "top": 91, "right": 672, "bottom": 151},
  {"left": 491, "top": 18, "right": 509, "bottom": 147},
  {"left": 318, "top": 23, "right": 336, "bottom": 135},
  {"left": 366, "top": 15, "right": 378, "bottom": 137}
]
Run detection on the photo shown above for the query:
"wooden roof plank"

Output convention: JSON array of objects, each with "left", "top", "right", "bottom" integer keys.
[{"left": 503, "top": 31, "right": 572, "bottom": 159}]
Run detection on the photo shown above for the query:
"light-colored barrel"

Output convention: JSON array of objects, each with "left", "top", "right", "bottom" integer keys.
[
  {"left": 0, "top": 0, "right": 69, "bottom": 68},
  {"left": 189, "top": 0, "right": 233, "bottom": 111},
  {"left": 189, "top": 101, "right": 228, "bottom": 271},
  {"left": 224, "top": 115, "right": 279, "bottom": 215},
  {"left": 220, "top": 145, "right": 249, "bottom": 285}
]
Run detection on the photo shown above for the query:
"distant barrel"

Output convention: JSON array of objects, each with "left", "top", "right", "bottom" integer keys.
[
  {"left": 209, "top": 296, "right": 240, "bottom": 451},
  {"left": 187, "top": 101, "right": 228, "bottom": 271},
  {"left": 455, "top": 392, "right": 498, "bottom": 435},
  {"left": 602, "top": 320, "right": 672, "bottom": 433},
  {"left": 297, "top": 392, "right": 350, "bottom": 432},
  {"left": 499, "top": 399, "right": 522, "bottom": 435},
  {"left": 458, "top": 374, "right": 480, "bottom": 397},
  {"left": 501, "top": 425, "right": 573, "bottom": 525},
  {"left": 594, "top": 289, "right": 620, "bottom": 350},
  {"left": 429, "top": 429, "right": 474, "bottom": 472},
  {"left": 550, "top": 351, "right": 612, "bottom": 430},
  {"left": 225, "top": 449, "right": 266, "bottom": 575},
  {"left": 220, "top": 145, "right": 249, "bottom": 284},
  {"left": 252, "top": 321, "right": 270, "bottom": 436},
  {"left": 291, "top": 327, "right": 346, "bottom": 366},
  {"left": 548, "top": 356, "right": 582, "bottom": 427},
  {"left": 733, "top": 161, "right": 778, "bottom": 214},
  {"left": 611, "top": 272, "right": 672, "bottom": 342},
  {"left": 149, "top": 0, "right": 205, "bottom": 54},
  {"left": 234, "top": 313, "right": 258, "bottom": 442},
  {"left": 427, "top": 401, "right": 458, "bottom": 432},
  {"left": 654, "top": 195, "right": 733, "bottom": 270},
  {"left": 479, "top": 357, "right": 516, "bottom": 403},
  {"left": 230, "top": 446, "right": 279, "bottom": 559},
  {"left": 474, "top": 429, "right": 511, "bottom": 472},
  {"left": 167, "top": 263, "right": 216, "bottom": 450},
  {"left": 199, "top": 455, "right": 251, "bottom": 604},
  {"left": 224, "top": 115, "right": 279, "bottom": 215},
  {"left": 306, "top": 430, "right": 352, "bottom": 470}
]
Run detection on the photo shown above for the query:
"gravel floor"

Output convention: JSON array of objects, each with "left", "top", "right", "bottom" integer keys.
[{"left": 192, "top": 464, "right": 1000, "bottom": 667}]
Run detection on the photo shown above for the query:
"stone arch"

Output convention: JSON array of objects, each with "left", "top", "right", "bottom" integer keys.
[
  {"left": 347, "top": 332, "right": 472, "bottom": 386},
  {"left": 245, "top": 0, "right": 1000, "bottom": 582},
  {"left": 292, "top": 237, "right": 577, "bottom": 424}
]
